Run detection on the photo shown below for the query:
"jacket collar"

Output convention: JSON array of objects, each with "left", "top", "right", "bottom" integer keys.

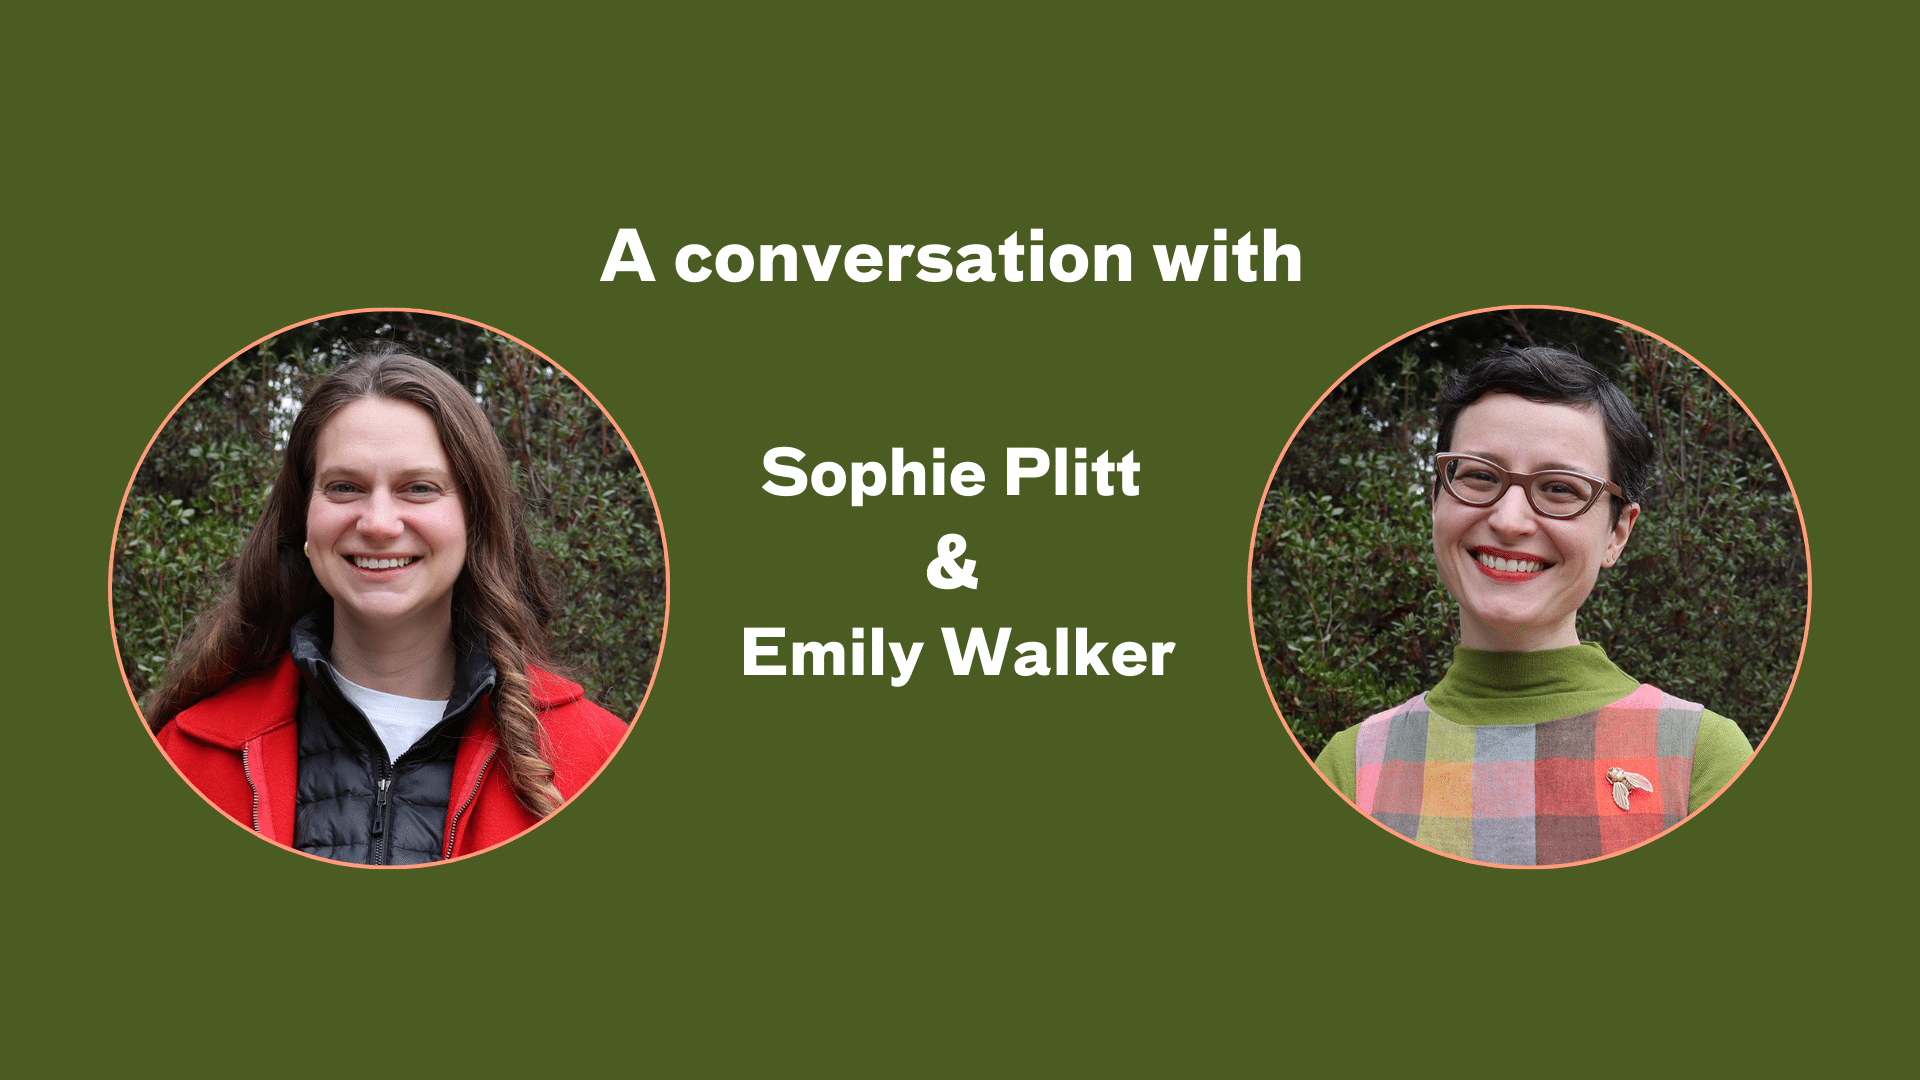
[
  {"left": 170, "top": 653, "right": 304, "bottom": 749},
  {"left": 168, "top": 608, "right": 587, "bottom": 751},
  {"left": 289, "top": 608, "right": 498, "bottom": 723}
]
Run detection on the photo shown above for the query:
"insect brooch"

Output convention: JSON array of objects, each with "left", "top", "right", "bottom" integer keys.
[{"left": 1607, "top": 767, "right": 1653, "bottom": 810}]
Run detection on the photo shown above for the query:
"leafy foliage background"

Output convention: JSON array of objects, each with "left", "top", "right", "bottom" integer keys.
[
  {"left": 112, "top": 312, "right": 665, "bottom": 722},
  {"left": 1251, "top": 310, "right": 1805, "bottom": 756}
]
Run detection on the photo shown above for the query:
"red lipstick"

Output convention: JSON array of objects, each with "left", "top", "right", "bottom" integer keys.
[{"left": 1469, "top": 545, "right": 1552, "bottom": 581}]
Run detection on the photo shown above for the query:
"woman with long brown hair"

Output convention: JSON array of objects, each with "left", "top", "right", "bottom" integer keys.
[{"left": 149, "top": 344, "right": 625, "bottom": 864}]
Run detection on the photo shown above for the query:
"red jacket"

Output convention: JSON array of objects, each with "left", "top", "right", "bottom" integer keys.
[{"left": 154, "top": 654, "right": 627, "bottom": 862}]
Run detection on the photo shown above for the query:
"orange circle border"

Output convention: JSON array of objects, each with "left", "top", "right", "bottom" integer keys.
[
  {"left": 1243, "top": 304, "right": 1811, "bottom": 869},
  {"left": 107, "top": 307, "right": 671, "bottom": 869}
]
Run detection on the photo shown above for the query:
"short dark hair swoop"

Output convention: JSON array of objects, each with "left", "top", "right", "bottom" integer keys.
[{"left": 1435, "top": 346, "right": 1653, "bottom": 521}]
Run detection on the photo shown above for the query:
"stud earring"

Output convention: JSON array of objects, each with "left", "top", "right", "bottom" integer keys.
[{"left": 303, "top": 541, "right": 310, "bottom": 558}]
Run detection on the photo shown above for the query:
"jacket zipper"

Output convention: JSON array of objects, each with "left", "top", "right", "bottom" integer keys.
[
  {"left": 372, "top": 774, "right": 392, "bottom": 865},
  {"left": 443, "top": 747, "right": 497, "bottom": 861},
  {"left": 241, "top": 744, "right": 260, "bottom": 833}
]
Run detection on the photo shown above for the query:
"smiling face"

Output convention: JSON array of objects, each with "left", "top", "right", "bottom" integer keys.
[
  {"left": 1432, "top": 392, "right": 1639, "bottom": 652},
  {"left": 306, "top": 397, "right": 467, "bottom": 640}
]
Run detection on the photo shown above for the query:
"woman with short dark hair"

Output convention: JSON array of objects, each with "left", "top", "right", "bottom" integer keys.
[
  {"left": 149, "top": 345, "right": 626, "bottom": 864},
  {"left": 1315, "top": 347, "right": 1750, "bottom": 866}
]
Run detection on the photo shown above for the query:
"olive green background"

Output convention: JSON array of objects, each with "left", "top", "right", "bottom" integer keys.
[{"left": 13, "top": 6, "right": 1903, "bottom": 1077}]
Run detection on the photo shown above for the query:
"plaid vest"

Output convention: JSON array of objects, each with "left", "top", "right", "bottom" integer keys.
[{"left": 1352, "top": 683, "right": 1703, "bottom": 866}]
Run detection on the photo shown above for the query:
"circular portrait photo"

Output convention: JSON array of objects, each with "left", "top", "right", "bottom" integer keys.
[
  {"left": 112, "top": 310, "right": 667, "bottom": 866},
  {"left": 1249, "top": 307, "right": 1806, "bottom": 867}
]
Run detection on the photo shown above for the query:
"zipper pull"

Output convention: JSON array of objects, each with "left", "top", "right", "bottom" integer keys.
[{"left": 372, "top": 778, "right": 391, "bottom": 837}]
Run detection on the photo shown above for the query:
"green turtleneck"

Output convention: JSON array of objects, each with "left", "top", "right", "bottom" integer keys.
[{"left": 1314, "top": 643, "right": 1752, "bottom": 815}]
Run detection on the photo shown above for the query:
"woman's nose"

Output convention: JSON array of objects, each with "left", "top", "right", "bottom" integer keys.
[
  {"left": 357, "top": 491, "right": 405, "bottom": 539},
  {"left": 1487, "top": 483, "right": 1538, "bottom": 535}
]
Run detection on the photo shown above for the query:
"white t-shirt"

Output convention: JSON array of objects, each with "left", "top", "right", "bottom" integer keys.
[{"left": 333, "top": 672, "right": 449, "bottom": 764}]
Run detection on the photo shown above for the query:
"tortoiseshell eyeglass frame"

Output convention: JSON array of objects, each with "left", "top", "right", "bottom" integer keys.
[{"left": 1433, "top": 452, "right": 1625, "bottom": 520}]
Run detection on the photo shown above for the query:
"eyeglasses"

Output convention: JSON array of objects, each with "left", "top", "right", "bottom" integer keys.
[{"left": 1434, "top": 453, "right": 1624, "bottom": 519}]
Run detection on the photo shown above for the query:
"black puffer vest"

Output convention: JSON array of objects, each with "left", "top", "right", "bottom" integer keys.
[{"left": 289, "top": 612, "right": 497, "bottom": 866}]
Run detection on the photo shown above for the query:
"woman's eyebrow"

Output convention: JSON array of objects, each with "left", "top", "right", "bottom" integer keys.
[
  {"left": 1455, "top": 449, "right": 1512, "bottom": 467},
  {"left": 1458, "top": 451, "right": 1602, "bottom": 475},
  {"left": 313, "top": 463, "right": 455, "bottom": 480}
]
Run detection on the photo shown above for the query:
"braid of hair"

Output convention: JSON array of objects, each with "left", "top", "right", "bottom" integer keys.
[
  {"left": 462, "top": 495, "right": 565, "bottom": 818},
  {"left": 435, "top": 343, "right": 565, "bottom": 819},
  {"left": 483, "top": 625, "right": 564, "bottom": 818}
]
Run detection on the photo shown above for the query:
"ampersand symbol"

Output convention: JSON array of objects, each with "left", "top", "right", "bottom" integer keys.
[{"left": 926, "top": 533, "right": 979, "bottom": 590}]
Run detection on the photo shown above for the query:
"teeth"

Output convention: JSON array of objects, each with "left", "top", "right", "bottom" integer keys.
[
  {"left": 354, "top": 556, "right": 415, "bottom": 570},
  {"left": 1477, "top": 552, "right": 1544, "bottom": 573}
]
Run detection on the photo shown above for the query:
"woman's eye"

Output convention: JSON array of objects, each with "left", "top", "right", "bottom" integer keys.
[
  {"left": 403, "top": 483, "right": 442, "bottom": 497},
  {"left": 323, "top": 482, "right": 359, "bottom": 496}
]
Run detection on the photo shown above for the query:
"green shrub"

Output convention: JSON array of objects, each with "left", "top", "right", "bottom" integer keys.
[
  {"left": 1252, "top": 312, "right": 1805, "bottom": 755},
  {"left": 112, "top": 313, "right": 664, "bottom": 721}
]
